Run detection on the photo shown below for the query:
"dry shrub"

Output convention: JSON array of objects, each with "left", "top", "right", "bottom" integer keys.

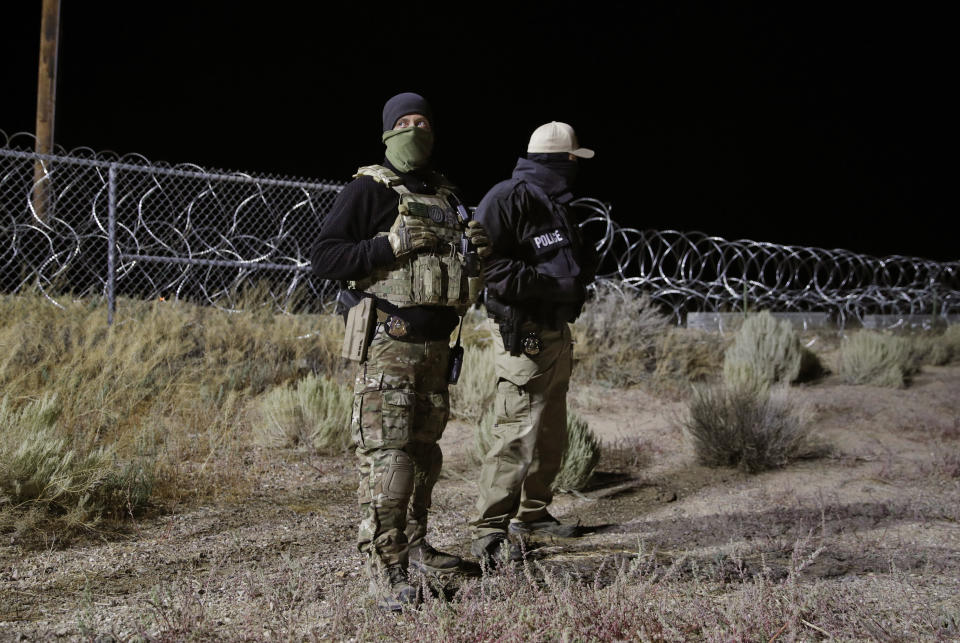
[
  {"left": 457, "top": 305, "right": 494, "bottom": 349},
  {"left": 723, "top": 311, "right": 823, "bottom": 391},
  {"left": 572, "top": 282, "right": 671, "bottom": 386},
  {"left": 449, "top": 344, "right": 497, "bottom": 422},
  {"left": 908, "top": 334, "right": 952, "bottom": 367},
  {"left": 0, "top": 393, "right": 154, "bottom": 533},
  {"left": 472, "top": 409, "right": 497, "bottom": 465},
  {"left": 251, "top": 374, "right": 352, "bottom": 452},
  {"left": 838, "top": 330, "right": 918, "bottom": 387},
  {"left": 552, "top": 413, "right": 601, "bottom": 491},
  {"left": 654, "top": 327, "right": 728, "bottom": 382},
  {"left": 0, "top": 292, "right": 346, "bottom": 530},
  {"left": 908, "top": 325, "right": 960, "bottom": 367},
  {"left": 473, "top": 410, "right": 600, "bottom": 491},
  {"left": 944, "top": 324, "right": 960, "bottom": 362},
  {"left": 681, "top": 384, "right": 816, "bottom": 473}
]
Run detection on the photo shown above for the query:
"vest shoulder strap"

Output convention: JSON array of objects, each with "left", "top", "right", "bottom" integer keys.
[{"left": 354, "top": 165, "right": 411, "bottom": 194}]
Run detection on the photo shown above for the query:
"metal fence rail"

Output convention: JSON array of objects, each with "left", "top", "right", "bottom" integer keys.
[{"left": 2, "top": 130, "right": 958, "bottom": 325}]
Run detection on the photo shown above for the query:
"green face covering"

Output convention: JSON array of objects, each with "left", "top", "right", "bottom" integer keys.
[{"left": 382, "top": 126, "right": 434, "bottom": 172}]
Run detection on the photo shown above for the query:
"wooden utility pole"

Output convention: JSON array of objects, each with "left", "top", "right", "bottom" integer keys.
[{"left": 34, "top": 0, "right": 61, "bottom": 221}]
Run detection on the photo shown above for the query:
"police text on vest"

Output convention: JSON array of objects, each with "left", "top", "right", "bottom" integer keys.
[{"left": 533, "top": 230, "right": 565, "bottom": 249}]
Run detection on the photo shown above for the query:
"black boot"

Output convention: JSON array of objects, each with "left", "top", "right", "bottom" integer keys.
[
  {"left": 470, "top": 533, "right": 523, "bottom": 569},
  {"left": 370, "top": 564, "right": 419, "bottom": 611},
  {"left": 409, "top": 541, "right": 461, "bottom": 573}
]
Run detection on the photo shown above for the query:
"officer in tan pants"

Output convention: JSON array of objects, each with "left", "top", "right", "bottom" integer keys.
[{"left": 464, "top": 122, "right": 598, "bottom": 566}]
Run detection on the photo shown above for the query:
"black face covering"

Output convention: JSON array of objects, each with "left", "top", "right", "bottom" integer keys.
[{"left": 528, "top": 153, "right": 579, "bottom": 185}]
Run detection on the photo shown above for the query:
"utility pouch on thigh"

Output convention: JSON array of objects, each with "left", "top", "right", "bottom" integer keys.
[{"left": 342, "top": 296, "right": 376, "bottom": 362}]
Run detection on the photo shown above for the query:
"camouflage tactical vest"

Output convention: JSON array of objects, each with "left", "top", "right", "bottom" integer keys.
[{"left": 348, "top": 165, "right": 481, "bottom": 313}]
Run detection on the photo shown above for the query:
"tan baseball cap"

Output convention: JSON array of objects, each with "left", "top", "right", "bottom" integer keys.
[{"left": 527, "top": 121, "right": 595, "bottom": 158}]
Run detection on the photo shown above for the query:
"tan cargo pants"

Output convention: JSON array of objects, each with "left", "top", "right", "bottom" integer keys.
[
  {"left": 352, "top": 326, "right": 450, "bottom": 571},
  {"left": 470, "top": 320, "right": 573, "bottom": 539}
]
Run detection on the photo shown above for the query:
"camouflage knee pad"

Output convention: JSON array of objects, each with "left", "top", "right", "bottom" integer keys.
[{"left": 357, "top": 448, "right": 415, "bottom": 566}]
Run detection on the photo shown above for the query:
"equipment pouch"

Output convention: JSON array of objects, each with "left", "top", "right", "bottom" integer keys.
[{"left": 341, "top": 296, "right": 376, "bottom": 362}]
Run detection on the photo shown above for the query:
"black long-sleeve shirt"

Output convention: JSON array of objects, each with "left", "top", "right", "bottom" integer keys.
[{"left": 310, "top": 159, "right": 460, "bottom": 337}]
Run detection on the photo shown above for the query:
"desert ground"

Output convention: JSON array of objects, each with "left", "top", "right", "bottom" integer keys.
[{"left": 2, "top": 358, "right": 959, "bottom": 640}]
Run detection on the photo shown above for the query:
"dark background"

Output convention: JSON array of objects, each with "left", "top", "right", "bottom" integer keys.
[{"left": 1, "top": 1, "right": 955, "bottom": 260}]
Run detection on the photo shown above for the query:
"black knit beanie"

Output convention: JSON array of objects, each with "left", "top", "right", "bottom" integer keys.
[{"left": 382, "top": 92, "right": 433, "bottom": 132}]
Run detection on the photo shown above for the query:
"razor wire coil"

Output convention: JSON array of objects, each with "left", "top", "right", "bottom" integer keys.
[{"left": 2, "top": 130, "right": 957, "bottom": 324}]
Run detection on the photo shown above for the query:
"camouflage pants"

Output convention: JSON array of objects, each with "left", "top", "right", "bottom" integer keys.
[
  {"left": 470, "top": 320, "right": 573, "bottom": 539},
  {"left": 352, "top": 326, "right": 451, "bottom": 570}
]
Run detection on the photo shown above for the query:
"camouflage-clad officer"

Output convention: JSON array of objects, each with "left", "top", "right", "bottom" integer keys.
[
  {"left": 310, "top": 92, "right": 486, "bottom": 610},
  {"left": 464, "top": 121, "right": 598, "bottom": 566}
]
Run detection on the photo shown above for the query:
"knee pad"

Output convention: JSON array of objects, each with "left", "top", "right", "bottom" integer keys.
[{"left": 380, "top": 449, "right": 414, "bottom": 501}]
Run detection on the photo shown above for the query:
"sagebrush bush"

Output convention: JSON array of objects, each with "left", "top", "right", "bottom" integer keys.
[
  {"left": 473, "top": 409, "right": 600, "bottom": 491},
  {"left": 723, "top": 311, "right": 822, "bottom": 391},
  {"left": 252, "top": 374, "right": 353, "bottom": 452},
  {"left": 552, "top": 412, "right": 602, "bottom": 491},
  {"left": 838, "top": 330, "right": 917, "bottom": 387},
  {"left": 0, "top": 393, "right": 154, "bottom": 530},
  {"left": 449, "top": 344, "right": 497, "bottom": 422},
  {"left": 653, "top": 327, "right": 728, "bottom": 382},
  {"left": 572, "top": 282, "right": 671, "bottom": 386},
  {"left": 682, "top": 384, "right": 814, "bottom": 473},
  {"left": 908, "top": 334, "right": 952, "bottom": 367},
  {"left": 943, "top": 324, "right": 960, "bottom": 362},
  {"left": 907, "top": 325, "right": 960, "bottom": 367}
]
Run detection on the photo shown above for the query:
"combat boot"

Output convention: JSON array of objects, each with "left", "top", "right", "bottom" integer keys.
[
  {"left": 409, "top": 540, "right": 461, "bottom": 573},
  {"left": 508, "top": 512, "right": 580, "bottom": 538},
  {"left": 470, "top": 533, "right": 524, "bottom": 569},
  {"left": 369, "top": 564, "right": 419, "bottom": 612}
]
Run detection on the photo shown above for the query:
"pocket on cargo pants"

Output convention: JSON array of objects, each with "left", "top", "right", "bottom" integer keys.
[{"left": 355, "top": 388, "right": 414, "bottom": 449}]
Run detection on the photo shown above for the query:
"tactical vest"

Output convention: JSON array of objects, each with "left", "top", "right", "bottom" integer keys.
[{"left": 348, "top": 165, "right": 481, "bottom": 314}]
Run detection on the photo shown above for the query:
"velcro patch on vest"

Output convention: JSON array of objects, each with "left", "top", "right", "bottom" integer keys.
[
  {"left": 527, "top": 228, "right": 570, "bottom": 255},
  {"left": 406, "top": 202, "right": 457, "bottom": 227}
]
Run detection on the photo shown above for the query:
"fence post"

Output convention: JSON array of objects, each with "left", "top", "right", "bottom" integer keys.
[{"left": 107, "top": 163, "right": 117, "bottom": 325}]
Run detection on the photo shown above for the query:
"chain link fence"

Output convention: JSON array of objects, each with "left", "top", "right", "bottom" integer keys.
[
  {"left": 2, "top": 129, "right": 958, "bottom": 326},
  {"left": 2, "top": 131, "right": 343, "bottom": 319}
]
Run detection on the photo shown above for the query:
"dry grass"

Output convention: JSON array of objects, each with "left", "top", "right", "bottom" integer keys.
[
  {"left": 448, "top": 344, "right": 496, "bottom": 423},
  {"left": 251, "top": 374, "right": 353, "bottom": 452},
  {"left": 3, "top": 291, "right": 959, "bottom": 640},
  {"left": 723, "top": 311, "right": 823, "bottom": 391},
  {"left": 57, "top": 537, "right": 960, "bottom": 641},
  {"left": 837, "top": 330, "right": 917, "bottom": 387},
  {"left": 572, "top": 283, "right": 671, "bottom": 386},
  {"left": 0, "top": 393, "right": 153, "bottom": 535},
  {"left": 907, "top": 324, "right": 960, "bottom": 367},
  {"left": 0, "top": 291, "right": 344, "bottom": 539},
  {"left": 552, "top": 412, "right": 602, "bottom": 491},
  {"left": 653, "top": 327, "right": 728, "bottom": 382},
  {"left": 681, "top": 384, "right": 818, "bottom": 473}
]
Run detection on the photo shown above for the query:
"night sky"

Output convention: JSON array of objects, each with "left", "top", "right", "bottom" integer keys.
[{"left": 2, "top": 1, "right": 955, "bottom": 261}]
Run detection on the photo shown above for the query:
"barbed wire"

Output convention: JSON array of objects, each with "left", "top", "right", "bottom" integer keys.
[{"left": 2, "top": 129, "right": 957, "bottom": 323}]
